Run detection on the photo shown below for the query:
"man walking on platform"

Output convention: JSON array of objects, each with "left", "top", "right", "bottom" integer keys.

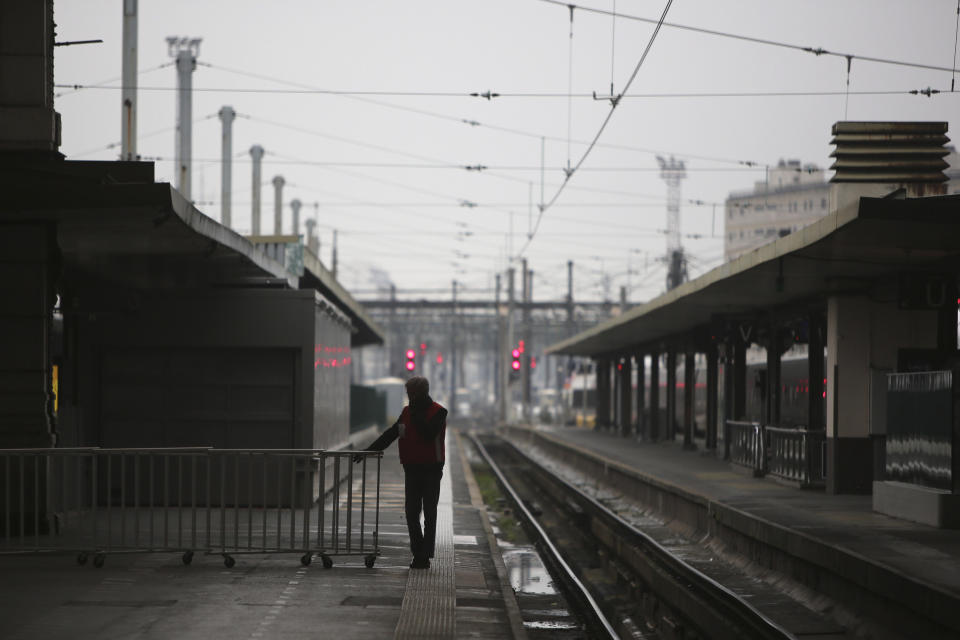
[{"left": 358, "top": 376, "right": 447, "bottom": 569}]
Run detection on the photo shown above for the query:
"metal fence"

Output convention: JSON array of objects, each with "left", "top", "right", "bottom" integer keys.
[
  {"left": 726, "top": 420, "right": 765, "bottom": 476},
  {"left": 765, "top": 427, "right": 825, "bottom": 488},
  {"left": 0, "top": 448, "right": 381, "bottom": 569}
]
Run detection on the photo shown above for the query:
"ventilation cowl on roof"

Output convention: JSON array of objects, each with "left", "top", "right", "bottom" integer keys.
[{"left": 829, "top": 122, "right": 949, "bottom": 193}]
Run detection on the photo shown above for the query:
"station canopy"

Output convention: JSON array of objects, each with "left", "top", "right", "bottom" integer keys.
[
  {"left": 546, "top": 193, "right": 960, "bottom": 357},
  {"left": 0, "top": 160, "right": 384, "bottom": 347}
]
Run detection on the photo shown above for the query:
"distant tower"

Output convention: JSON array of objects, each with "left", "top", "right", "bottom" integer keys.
[
  {"left": 657, "top": 155, "right": 687, "bottom": 290},
  {"left": 166, "top": 36, "right": 201, "bottom": 201}
]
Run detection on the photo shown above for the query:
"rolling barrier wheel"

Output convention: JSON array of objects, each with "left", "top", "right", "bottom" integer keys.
[
  {"left": 76, "top": 552, "right": 88, "bottom": 566},
  {"left": 93, "top": 553, "right": 105, "bottom": 568},
  {"left": 364, "top": 554, "right": 376, "bottom": 569},
  {"left": 223, "top": 555, "right": 235, "bottom": 569},
  {"left": 182, "top": 551, "right": 194, "bottom": 566},
  {"left": 300, "top": 553, "right": 312, "bottom": 567},
  {"left": 320, "top": 554, "right": 333, "bottom": 569}
]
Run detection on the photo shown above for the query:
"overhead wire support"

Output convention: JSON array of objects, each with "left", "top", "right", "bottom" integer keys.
[
  {"left": 519, "top": 0, "right": 676, "bottom": 258},
  {"left": 566, "top": 3, "right": 575, "bottom": 174},
  {"left": 54, "top": 39, "right": 103, "bottom": 47},
  {"left": 953, "top": 0, "right": 960, "bottom": 91}
]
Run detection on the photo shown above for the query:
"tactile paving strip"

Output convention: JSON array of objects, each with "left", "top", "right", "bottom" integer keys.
[{"left": 394, "top": 439, "right": 455, "bottom": 639}]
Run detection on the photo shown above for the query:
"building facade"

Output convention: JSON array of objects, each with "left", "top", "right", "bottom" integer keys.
[{"left": 724, "top": 159, "right": 830, "bottom": 262}]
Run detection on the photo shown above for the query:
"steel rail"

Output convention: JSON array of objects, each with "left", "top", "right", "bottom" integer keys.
[
  {"left": 494, "top": 434, "right": 797, "bottom": 640},
  {"left": 470, "top": 434, "right": 619, "bottom": 639}
]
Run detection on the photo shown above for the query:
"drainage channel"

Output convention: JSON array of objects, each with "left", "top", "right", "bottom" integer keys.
[
  {"left": 469, "top": 434, "right": 636, "bottom": 639},
  {"left": 464, "top": 433, "right": 609, "bottom": 639}
]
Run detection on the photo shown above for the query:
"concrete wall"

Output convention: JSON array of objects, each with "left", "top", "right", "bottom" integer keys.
[
  {"left": 0, "top": 224, "right": 55, "bottom": 448},
  {"left": 826, "top": 294, "right": 938, "bottom": 493},
  {"left": 56, "top": 288, "right": 352, "bottom": 451}
]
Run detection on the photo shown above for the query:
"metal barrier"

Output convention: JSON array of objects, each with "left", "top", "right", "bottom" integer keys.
[
  {"left": 725, "top": 420, "right": 765, "bottom": 476},
  {"left": 0, "top": 448, "right": 382, "bottom": 569},
  {"left": 765, "top": 427, "right": 825, "bottom": 488}
]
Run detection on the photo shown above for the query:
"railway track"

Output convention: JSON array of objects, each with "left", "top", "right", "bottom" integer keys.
[{"left": 471, "top": 432, "right": 800, "bottom": 640}]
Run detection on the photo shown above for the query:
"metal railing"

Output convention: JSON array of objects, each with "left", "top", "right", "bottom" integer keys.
[
  {"left": 765, "top": 427, "right": 825, "bottom": 488},
  {"left": 0, "top": 447, "right": 381, "bottom": 569},
  {"left": 726, "top": 420, "right": 765, "bottom": 476}
]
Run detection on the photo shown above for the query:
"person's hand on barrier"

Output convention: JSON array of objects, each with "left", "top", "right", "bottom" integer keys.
[{"left": 352, "top": 453, "right": 365, "bottom": 465}]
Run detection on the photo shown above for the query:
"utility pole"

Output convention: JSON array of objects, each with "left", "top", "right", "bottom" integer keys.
[
  {"left": 218, "top": 106, "right": 235, "bottom": 228},
  {"left": 332, "top": 230, "right": 339, "bottom": 278},
  {"left": 249, "top": 145, "right": 264, "bottom": 235},
  {"left": 520, "top": 259, "right": 529, "bottom": 422},
  {"left": 505, "top": 268, "right": 515, "bottom": 423},
  {"left": 450, "top": 280, "right": 458, "bottom": 417},
  {"left": 494, "top": 273, "right": 502, "bottom": 419},
  {"left": 121, "top": 0, "right": 138, "bottom": 161},
  {"left": 167, "top": 36, "right": 200, "bottom": 202},
  {"left": 389, "top": 284, "right": 398, "bottom": 376},
  {"left": 564, "top": 259, "right": 574, "bottom": 395},
  {"left": 523, "top": 264, "right": 533, "bottom": 421}
]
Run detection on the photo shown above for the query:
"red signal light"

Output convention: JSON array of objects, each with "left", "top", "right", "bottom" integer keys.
[
  {"left": 512, "top": 348, "right": 520, "bottom": 358},
  {"left": 436, "top": 353, "right": 443, "bottom": 364},
  {"left": 518, "top": 340, "right": 525, "bottom": 354},
  {"left": 419, "top": 342, "right": 426, "bottom": 352},
  {"left": 405, "top": 361, "right": 415, "bottom": 371},
  {"left": 531, "top": 357, "right": 537, "bottom": 369},
  {"left": 511, "top": 360, "right": 521, "bottom": 371},
  {"left": 406, "top": 349, "right": 416, "bottom": 359}
]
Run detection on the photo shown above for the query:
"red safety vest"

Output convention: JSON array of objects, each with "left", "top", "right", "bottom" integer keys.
[{"left": 397, "top": 402, "right": 446, "bottom": 464}]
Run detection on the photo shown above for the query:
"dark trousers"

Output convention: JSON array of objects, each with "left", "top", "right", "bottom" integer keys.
[{"left": 403, "top": 463, "right": 443, "bottom": 559}]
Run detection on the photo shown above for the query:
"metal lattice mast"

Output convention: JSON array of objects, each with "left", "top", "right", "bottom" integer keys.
[{"left": 657, "top": 155, "right": 687, "bottom": 290}]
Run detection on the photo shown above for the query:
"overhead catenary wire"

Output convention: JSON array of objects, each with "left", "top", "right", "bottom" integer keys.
[
  {"left": 197, "top": 60, "right": 775, "bottom": 169},
  {"left": 52, "top": 83, "right": 950, "bottom": 100},
  {"left": 517, "top": 0, "right": 676, "bottom": 257},
  {"left": 54, "top": 61, "right": 174, "bottom": 98},
  {"left": 534, "top": 0, "right": 960, "bottom": 74}
]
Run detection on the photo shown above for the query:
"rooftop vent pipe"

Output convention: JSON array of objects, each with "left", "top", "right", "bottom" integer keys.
[
  {"left": 290, "top": 199, "right": 302, "bottom": 236},
  {"left": 272, "top": 175, "right": 285, "bottom": 235},
  {"left": 249, "top": 145, "right": 264, "bottom": 234},
  {"left": 305, "top": 218, "right": 318, "bottom": 254},
  {"left": 218, "top": 106, "right": 235, "bottom": 228},
  {"left": 121, "top": 0, "right": 138, "bottom": 160},
  {"left": 167, "top": 36, "right": 201, "bottom": 201}
]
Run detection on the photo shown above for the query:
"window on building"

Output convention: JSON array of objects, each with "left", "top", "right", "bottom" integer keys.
[{"left": 821, "top": 198, "right": 827, "bottom": 209}]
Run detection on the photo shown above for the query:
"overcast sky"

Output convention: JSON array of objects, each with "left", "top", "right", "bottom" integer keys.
[{"left": 53, "top": 0, "right": 960, "bottom": 303}]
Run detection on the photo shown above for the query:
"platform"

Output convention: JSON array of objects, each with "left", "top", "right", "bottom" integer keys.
[
  {"left": 508, "top": 424, "right": 960, "bottom": 636},
  {"left": 0, "top": 430, "right": 525, "bottom": 640}
]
